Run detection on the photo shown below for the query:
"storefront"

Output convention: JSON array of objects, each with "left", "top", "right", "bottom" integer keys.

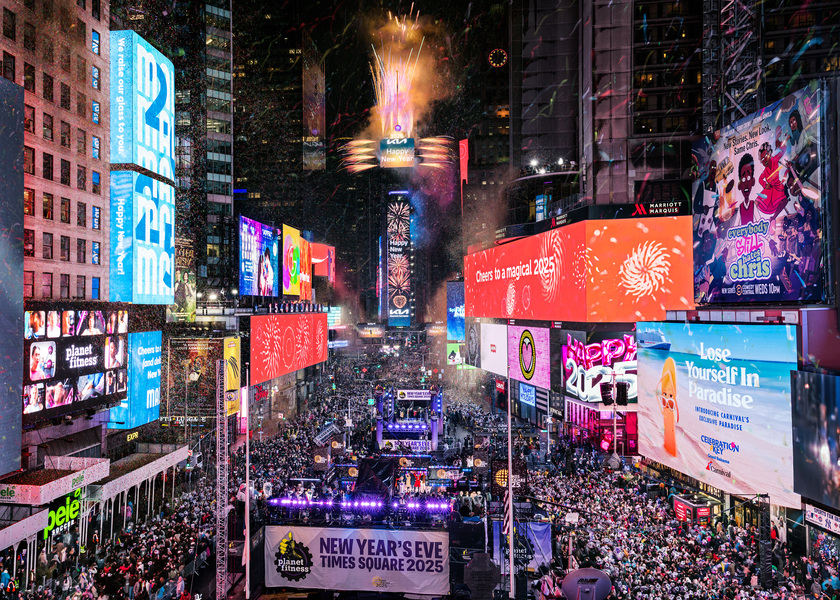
[{"left": 639, "top": 458, "right": 724, "bottom": 520}]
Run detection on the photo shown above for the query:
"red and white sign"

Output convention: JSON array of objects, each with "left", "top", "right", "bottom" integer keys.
[
  {"left": 251, "top": 313, "right": 328, "bottom": 386},
  {"left": 495, "top": 379, "right": 506, "bottom": 394}
]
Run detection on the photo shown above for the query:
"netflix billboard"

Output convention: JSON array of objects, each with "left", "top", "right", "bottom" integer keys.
[
  {"left": 464, "top": 216, "right": 693, "bottom": 323},
  {"left": 251, "top": 313, "right": 328, "bottom": 386}
]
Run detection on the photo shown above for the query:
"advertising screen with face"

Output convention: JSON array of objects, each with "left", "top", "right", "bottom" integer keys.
[
  {"left": 508, "top": 325, "right": 550, "bottom": 390},
  {"left": 637, "top": 322, "right": 799, "bottom": 508},
  {"left": 239, "top": 217, "right": 279, "bottom": 297},
  {"left": 691, "top": 86, "right": 824, "bottom": 304},
  {"left": 283, "top": 224, "right": 302, "bottom": 296}
]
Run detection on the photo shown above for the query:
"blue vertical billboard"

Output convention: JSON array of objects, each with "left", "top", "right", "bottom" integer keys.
[
  {"left": 446, "top": 281, "right": 465, "bottom": 342},
  {"left": 110, "top": 331, "right": 162, "bottom": 429},
  {"left": 110, "top": 31, "right": 175, "bottom": 304}
]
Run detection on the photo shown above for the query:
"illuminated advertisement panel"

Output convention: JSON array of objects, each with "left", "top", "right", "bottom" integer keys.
[
  {"left": 508, "top": 325, "right": 550, "bottom": 390},
  {"left": 300, "top": 238, "right": 312, "bottom": 301},
  {"left": 110, "top": 171, "right": 175, "bottom": 304},
  {"left": 302, "top": 33, "right": 326, "bottom": 171},
  {"left": 447, "top": 343, "right": 463, "bottom": 365},
  {"left": 464, "top": 319, "right": 481, "bottom": 368},
  {"left": 564, "top": 332, "right": 637, "bottom": 403},
  {"left": 251, "top": 313, "right": 328, "bottom": 386},
  {"left": 380, "top": 138, "right": 415, "bottom": 168},
  {"left": 446, "top": 281, "right": 465, "bottom": 342},
  {"left": 464, "top": 217, "right": 693, "bottom": 322},
  {"left": 480, "top": 323, "right": 507, "bottom": 377},
  {"left": 387, "top": 200, "right": 411, "bottom": 326},
  {"left": 110, "top": 31, "right": 175, "bottom": 181},
  {"left": 637, "top": 322, "right": 798, "bottom": 508},
  {"left": 312, "top": 243, "right": 336, "bottom": 285},
  {"left": 163, "top": 338, "right": 222, "bottom": 426},
  {"left": 239, "top": 216, "right": 279, "bottom": 297},
  {"left": 692, "top": 86, "right": 824, "bottom": 304},
  {"left": 283, "top": 224, "right": 301, "bottom": 296},
  {"left": 110, "top": 331, "right": 161, "bottom": 429},
  {"left": 167, "top": 237, "right": 196, "bottom": 323},
  {"left": 23, "top": 309, "right": 129, "bottom": 426}
]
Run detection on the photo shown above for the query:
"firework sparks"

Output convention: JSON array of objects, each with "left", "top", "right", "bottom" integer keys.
[
  {"left": 387, "top": 202, "right": 411, "bottom": 241},
  {"left": 540, "top": 229, "right": 564, "bottom": 303},
  {"left": 619, "top": 241, "right": 672, "bottom": 298},
  {"left": 257, "top": 317, "right": 284, "bottom": 378}
]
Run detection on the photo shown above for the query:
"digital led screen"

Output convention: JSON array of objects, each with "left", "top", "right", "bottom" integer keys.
[
  {"left": 110, "top": 331, "right": 161, "bottom": 429},
  {"left": 446, "top": 342, "right": 463, "bottom": 365},
  {"left": 564, "top": 332, "right": 637, "bottom": 403},
  {"left": 387, "top": 200, "right": 411, "bottom": 326},
  {"left": 239, "top": 216, "right": 279, "bottom": 297},
  {"left": 692, "top": 86, "right": 824, "bottom": 304},
  {"left": 637, "top": 322, "right": 798, "bottom": 508},
  {"left": 251, "top": 313, "right": 328, "bottom": 386},
  {"left": 23, "top": 309, "right": 129, "bottom": 426},
  {"left": 480, "top": 323, "right": 508, "bottom": 377},
  {"left": 300, "top": 238, "right": 312, "bottom": 301},
  {"left": 312, "top": 243, "right": 336, "bottom": 284},
  {"left": 283, "top": 224, "right": 301, "bottom": 296},
  {"left": 464, "top": 216, "right": 693, "bottom": 322},
  {"left": 167, "top": 236, "right": 196, "bottom": 322},
  {"left": 508, "top": 325, "right": 550, "bottom": 390},
  {"left": 110, "top": 30, "right": 175, "bottom": 182},
  {"left": 302, "top": 33, "right": 326, "bottom": 171},
  {"left": 446, "top": 281, "right": 465, "bottom": 342},
  {"left": 464, "top": 319, "right": 481, "bottom": 368},
  {"left": 380, "top": 137, "right": 415, "bottom": 168},
  {"left": 164, "top": 338, "right": 223, "bottom": 425},
  {"left": 110, "top": 171, "right": 175, "bottom": 304}
]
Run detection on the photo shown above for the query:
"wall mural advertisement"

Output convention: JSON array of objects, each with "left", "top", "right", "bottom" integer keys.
[
  {"left": 110, "top": 331, "right": 162, "bottom": 430},
  {"left": 167, "top": 237, "right": 196, "bottom": 323},
  {"left": 446, "top": 281, "right": 465, "bottom": 342},
  {"left": 480, "top": 323, "right": 508, "bottom": 377},
  {"left": 240, "top": 216, "right": 279, "bottom": 297},
  {"left": 387, "top": 200, "right": 411, "bottom": 327},
  {"left": 691, "top": 86, "right": 824, "bottom": 304},
  {"left": 251, "top": 313, "right": 328, "bottom": 386},
  {"left": 464, "top": 217, "right": 693, "bottom": 323},
  {"left": 164, "top": 338, "right": 223, "bottom": 426},
  {"left": 637, "top": 322, "right": 799, "bottom": 508},
  {"left": 23, "top": 309, "right": 129, "bottom": 426},
  {"left": 563, "top": 332, "right": 637, "bottom": 404},
  {"left": 299, "top": 238, "right": 312, "bottom": 301},
  {"left": 508, "top": 325, "right": 550, "bottom": 390},
  {"left": 791, "top": 371, "right": 840, "bottom": 510},
  {"left": 283, "top": 224, "right": 301, "bottom": 296}
]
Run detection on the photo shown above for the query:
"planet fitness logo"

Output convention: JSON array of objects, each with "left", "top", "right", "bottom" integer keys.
[
  {"left": 274, "top": 532, "right": 313, "bottom": 582},
  {"left": 519, "top": 329, "right": 536, "bottom": 380}
]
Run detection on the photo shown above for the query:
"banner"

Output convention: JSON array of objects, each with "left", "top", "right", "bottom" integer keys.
[
  {"left": 691, "top": 86, "right": 824, "bottom": 304},
  {"left": 167, "top": 237, "right": 196, "bottom": 322},
  {"left": 313, "top": 446, "right": 330, "bottom": 472},
  {"left": 380, "top": 138, "right": 415, "bottom": 168},
  {"left": 491, "top": 458, "right": 528, "bottom": 497},
  {"left": 312, "top": 243, "right": 336, "bottom": 284},
  {"left": 283, "top": 224, "right": 302, "bottom": 296},
  {"left": 387, "top": 199, "right": 412, "bottom": 326},
  {"left": 492, "top": 520, "right": 552, "bottom": 573},
  {"left": 563, "top": 332, "right": 637, "bottom": 403},
  {"left": 251, "top": 313, "right": 328, "bottom": 386},
  {"left": 480, "top": 323, "right": 508, "bottom": 377},
  {"left": 302, "top": 33, "right": 326, "bottom": 171},
  {"left": 265, "top": 526, "right": 449, "bottom": 594},
  {"left": 447, "top": 282, "right": 465, "bottom": 342},
  {"left": 224, "top": 337, "right": 240, "bottom": 392},
  {"left": 636, "top": 322, "right": 798, "bottom": 508},
  {"left": 805, "top": 504, "right": 840, "bottom": 536},
  {"left": 508, "top": 325, "right": 550, "bottom": 390},
  {"left": 165, "top": 338, "right": 223, "bottom": 423}
]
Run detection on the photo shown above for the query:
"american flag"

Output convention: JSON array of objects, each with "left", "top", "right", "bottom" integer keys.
[{"left": 503, "top": 488, "right": 512, "bottom": 535}]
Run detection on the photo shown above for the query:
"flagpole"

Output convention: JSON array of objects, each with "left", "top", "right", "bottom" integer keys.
[
  {"left": 507, "top": 365, "right": 515, "bottom": 599},
  {"left": 245, "top": 363, "right": 250, "bottom": 600}
]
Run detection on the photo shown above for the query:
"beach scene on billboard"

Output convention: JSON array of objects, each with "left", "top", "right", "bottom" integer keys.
[
  {"left": 692, "top": 85, "right": 823, "bottom": 304},
  {"left": 791, "top": 371, "right": 840, "bottom": 510},
  {"left": 637, "top": 322, "right": 799, "bottom": 508}
]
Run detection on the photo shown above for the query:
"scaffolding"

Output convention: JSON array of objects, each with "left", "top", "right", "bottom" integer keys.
[
  {"left": 720, "top": 0, "right": 763, "bottom": 126},
  {"left": 701, "top": 0, "right": 721, "bottom": 133},
  {"left": 216, "top": 360, "right": 229, "bottom": 598}
]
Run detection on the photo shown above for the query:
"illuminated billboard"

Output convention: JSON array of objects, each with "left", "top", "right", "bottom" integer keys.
[
  {"left": 251, "top": 313, "right": 328, "bottom": 386},
  {"left": 637, "top": 322, "right": 798, "bottom": 508},
  {"left": 464, "top": 216, "right": 693, "bottom": 322},
  {"left": 508, "top": 325, "right": 550, "bottom": 390},
  {"left": 110, "top": 171, "right": 175, "bottom": 304},
  {"left": 167, "top": 237, "right": 196, "bottom": 323},
  {"left": 312, "top": 243, "right": 336, "bottom": 284},
  {"left": 564, "top": 332, "right": 637, "bottom": 403},
  {"left": 302, "top": 33, "right": 326, "bottom": 171},
  {"left": 23, "top": 309, "right": 129, "bottom": 426},
  {"left": 692, "top": 86, "right": 824, "bottom": 304},
  {"left": 110, "top": 31, "right": 175, "bottom": 182},
  {"left": 110, "top": 331, "right": 161, "bottom": 430},
  {"left": 380, "top": 138, "right": 415, "bottom": 168},
  {"left": 446, "top": 282, "right": 465, "bottom": 342},
  {"left": 239, "top": 216, "right": 279, "bottom": 297},
  {"left": 387, "top": 199, "right": 411, "bottom": 326},
  {"left": 164, "top": 338, "right": 223, "bottom": 426},
  {"left": 283, "top": 224, "right": 301, "bottom": 296},
  {"left": 300, "top": 238, "right": 312, "bottom": 301},
  {"left": 480, "top": 323, "right": 508, "bottom": 377},
  {"left": 464, "top": 319, "right": 481, "bottom": 368}
]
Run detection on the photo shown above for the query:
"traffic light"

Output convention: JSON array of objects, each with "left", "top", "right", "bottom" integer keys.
[
  {"left": 616, "top": 382, "right": 629, "bottom": 406},
  {"left": 600, "top": 382, "right": 614, "bottom": 405}
]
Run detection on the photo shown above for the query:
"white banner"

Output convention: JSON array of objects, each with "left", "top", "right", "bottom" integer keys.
[
  {"left": 265, "top": 526, "right": 450, "bottom": 594},
  {"left": 806, "top": 505, "right": 840, "bottom": 536},
  {"left": 481, "top": 323, "right": 508, "bottom": 376},
  {"left": 396, "top": 389, "right": 432, "bottom": 401}
]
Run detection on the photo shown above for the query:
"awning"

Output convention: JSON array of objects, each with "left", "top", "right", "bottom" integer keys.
[{"left": 88, "top": 446, "right": 189, "bottom": 503}]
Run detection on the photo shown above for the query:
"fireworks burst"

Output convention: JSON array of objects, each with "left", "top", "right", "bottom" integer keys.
[
  {"left": 340, "top": 140, "right": 377, "bottom": 173},
  {"left": 505, "top": 281, "right": 516, "bottom": 316},
  {"left": 540, "top": 229, "right": 564, "bottom": 303},
  {"left": 295, "top": 316, "right": 312, "bottom": 370},
  {"left": 387, "top": 202, "right": 411, "bottom": 241},
  {"left": 388, "top": 270, "right": 410, "bottom": 296},
  {"left": 389, "top": 254, "right": 410, "bottom": 279},
  {"left": 257, "top": 316, "right": 283, "bottom": 378},
  {"left": 619, "top": 241, "right": 672, "bottom": 298}
]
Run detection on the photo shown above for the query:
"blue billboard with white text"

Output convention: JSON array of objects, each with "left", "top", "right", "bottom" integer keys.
[
  {"left": 110, "top": 331, "right": 161, "bottom": 429},
  {"left": 446, "top": 281, "right": 465, "bottom": 342}
]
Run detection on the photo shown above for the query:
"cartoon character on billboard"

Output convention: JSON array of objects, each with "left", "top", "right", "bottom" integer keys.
[
  {"left": 657, "top": 357, "right": 679, "bottom": 457},
  {"left": 785, "top": 108, "right": 819, "bottom": 191},
  {"left": 757, "top": 139, "right": 789, "bottom": 225},
  {"left": 736, "top": 153, "right": 757, "bottom": 226}
]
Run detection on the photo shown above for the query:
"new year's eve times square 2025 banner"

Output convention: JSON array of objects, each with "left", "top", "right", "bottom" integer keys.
[
  {"left": 637, "top": 322, "right": 799, "bottom": 508},
  {"left": 264, "top": 526, "right": 449, "bottom": 594},
  {"left": 251, "top": 313, "right": 328, "bottom": 386},
  {"left": 692, "top": 86, "right": 824, "bottom": 304},
  {"left": 464, "top": 216, "right": 693, "bottom": 323}
]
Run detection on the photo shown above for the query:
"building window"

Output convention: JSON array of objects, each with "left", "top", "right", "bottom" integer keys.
[
  {"left": 77, "top": 201, "right": 86, "bottom": 227},
  {"left": 60, "top": 121, "right": 70, "bottom": 147},
  {"left": 92, "top": 135, "right": 100, "bottom": 159},
  {"left": 74, "top": 18, "right": 84, "bottom": 44},
  {"left": 41, "top": 273, "right": 52, "bottom": 298},
  {"left": 24, "top": 104, "right": 34, "bottom": 132},
  {"left": 24, "top": 229, "right": 34, "bottom": 257},
  {"left": 23, "top": 63, "right": 34, "bottom": 91},
  {"left": 91, "top": 0, "right": 100, "bottom": 20},
  {"left": 91, "top": 30, "right": 99, "bottom": 55},
  {"left": 60, "top": 198, "right": 70, "bottom": 223},
  {"left": 42, "top": 0, "right": 52, "bottom": 21},
  {"left": 3, "top": 9, "right": 16, "bottom": 41},
  {"left": 23, "top": 21, "right": 34, "bottom": 51},
  {"left": 76, "top": 238, "right": 85, "bottom": 263},
  {"left": 24, "top": 271, "right": 34, "bottom": 298},
  {"left": 43, "top": 193, "right": 53, "bottom": 220},
  {"left": 60, "top": 159, "right": 70, "bottom": 185},
  {"left": 42, "top": 232, "right": 53, "bottom": 259},
  {"left": 76, "top": 275, "right": 85, "bottom": 299},
  {"left": 91, "top": 241, "right": 99, "bottom": 264},
  {"left": 43, "top": 39, "right": 53, "bottom": 63},
  {"left": 76, "top": 128, "right": 85, "bottom": 154},
  {"left": 24, "top": 146, "right": 34, "bottom": 174},
  {"left": 77, "top": 0, "right": 85, "bottom": 10},
  {"left": 91, "top": 65, "right": 99, "bottom": 90},
  {"left": 60, "top": 234, "right": 69, "bottom": 260},
  {"left": 42, "top": 152, "right": 52, "bottom": 180},
  {"left": 91, "top": 205, "right": 100, "bottom": 229},
  {"left": 75, "top": 55, "right": 85, "bottom": 83},
  {"left": 60, "top": 83, "right": 70, "bottom": 109},
  {"left": 24, "top": 188, "right": 34, "bottom": 216},
  {"left": 76, "top": 92, "right": 86, "bottom": 117},
  {"left": 91, "top": 100, "right": 99, "bottom": 123},
  {"left": 91, "top": 170, "right": 100, "bottom": 194},
  {"left": 59, "top": 273, "right": 69, "bottom": 298},
  {"left": 91, "top": 276, "right": 99, "bottom": 300},
  {"left": 43, "top": 112, "right": 53, "bottom": 140},
  {"left": 42, "top": 73, "right": 53, "bottom": 102},
  {"left": 60, "top": 46, "right": 70, "bottom": 72},
  {"left": 2, "top": 52, "right": 15, "bottom": 82},
  {"left": 76, "top": 165, "right": 86, "bottom": 190}
]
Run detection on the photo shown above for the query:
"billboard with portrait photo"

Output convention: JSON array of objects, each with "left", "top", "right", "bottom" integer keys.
[
  {"left": 240, "top": 217, "right": 279, "bottom": 297},
  {"left": 464, "top": 319, "right": 481, "bottom": 369},
  {"left": 167, "top": 237, "right": 196, "bottom": 322}
]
